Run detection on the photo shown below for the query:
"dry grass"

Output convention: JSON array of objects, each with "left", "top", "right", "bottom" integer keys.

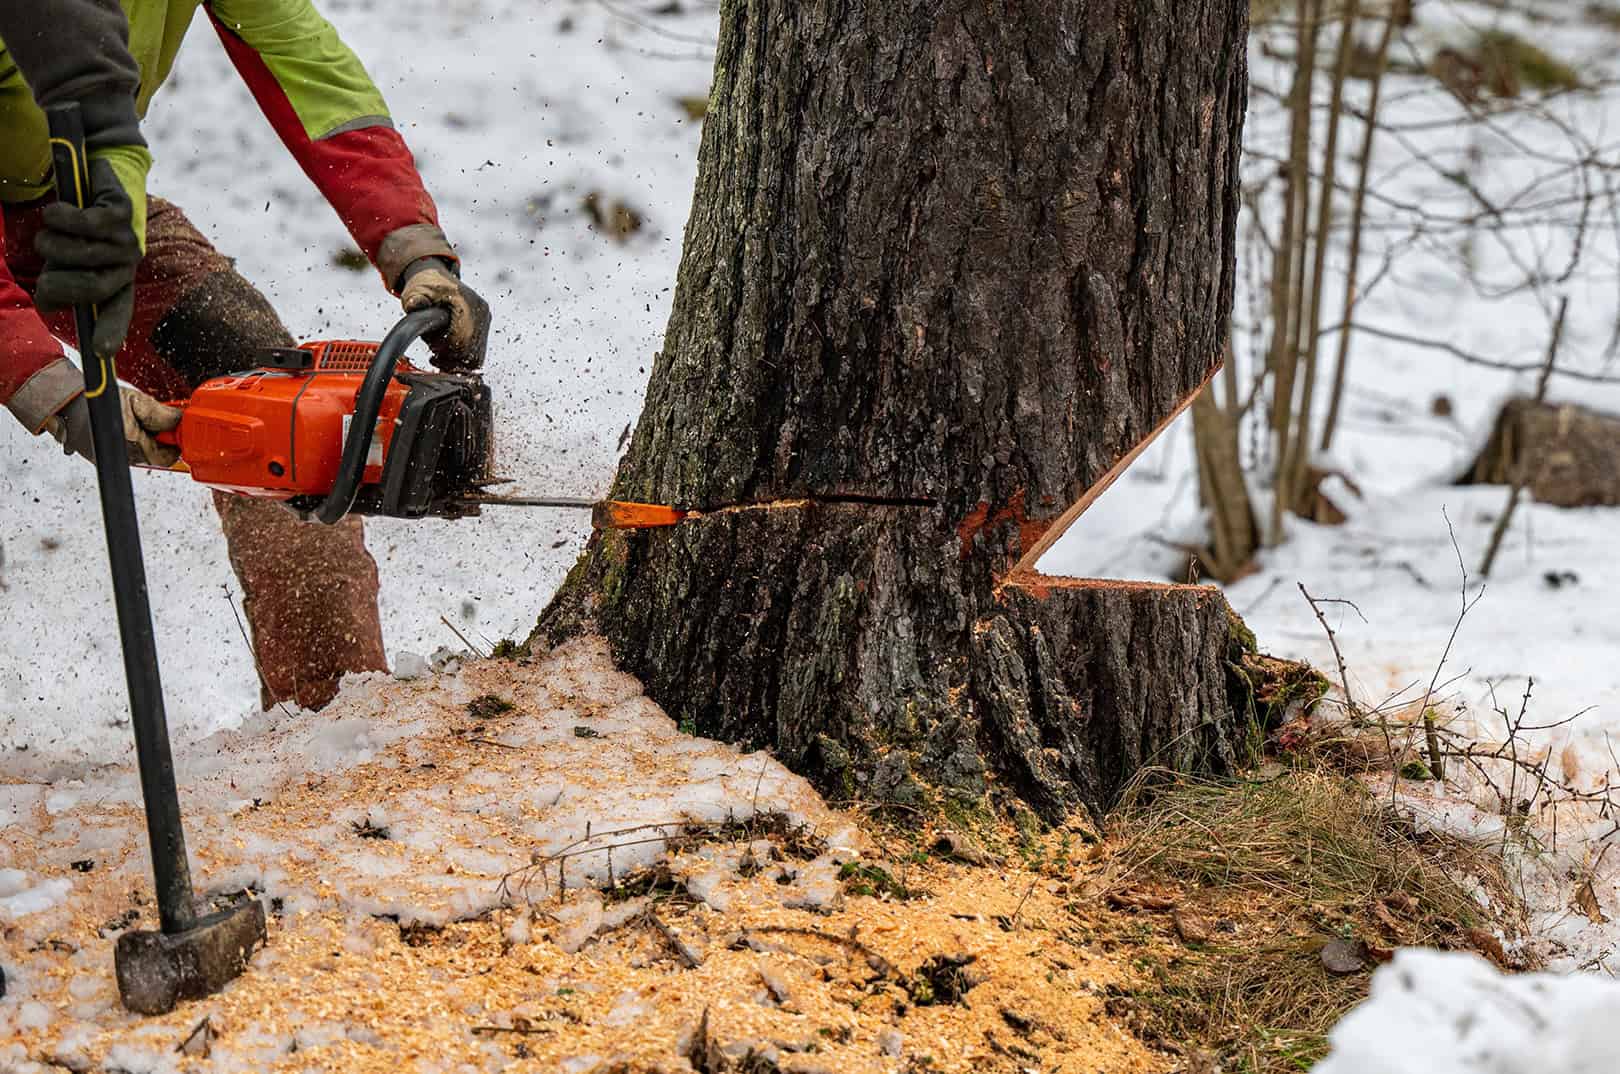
[{"left": 1095, "top": 770, "right": 1516, "bottom": 1072}]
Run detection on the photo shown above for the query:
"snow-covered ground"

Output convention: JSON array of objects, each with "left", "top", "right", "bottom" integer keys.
[
  {"left": 5, "top": 0, "right": 1620, "bottom": 1064},
  {"left": 1317, "top": 949, "right": 1620, "bottom": 1073}
]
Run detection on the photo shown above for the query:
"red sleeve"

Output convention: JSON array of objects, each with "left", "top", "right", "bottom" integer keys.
[
  {"left": 0, "top": 210, "right": 72, "bottom": 414},
  {"left": 208, "top": 10, "right": 454, "bottom": 291}
]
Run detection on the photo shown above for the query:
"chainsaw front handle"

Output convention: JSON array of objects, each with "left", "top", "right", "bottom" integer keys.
[{"left": 314, "top": 306, "right": 451, "bottom": 524}]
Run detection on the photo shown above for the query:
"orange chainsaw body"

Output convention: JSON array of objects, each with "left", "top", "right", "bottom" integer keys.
[
  {"left": 172, "top": 340, "right": 410, "bottom": 500},
  {"left": 163, "top": 338, "right": 494, "bottom": 520}
]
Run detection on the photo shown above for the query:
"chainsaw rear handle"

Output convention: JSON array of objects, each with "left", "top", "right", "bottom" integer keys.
[{"left": 313, "top": 306, "right": 451, "bottom": 525}]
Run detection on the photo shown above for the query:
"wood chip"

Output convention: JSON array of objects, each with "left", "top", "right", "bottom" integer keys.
[
  {"left": 1172, "top": 909, "right": 1212, "bottom": 944},
  {"left": 1106, "top": 889, "right": 1177, "bottom": 913}
]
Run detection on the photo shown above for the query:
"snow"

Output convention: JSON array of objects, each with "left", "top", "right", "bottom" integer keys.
[
  {"left": 0, "top": 874, "right": 72, "bottom": 920},
  {"left": 1317, "top": 949, "right": 1620, "bottom": 1073}
]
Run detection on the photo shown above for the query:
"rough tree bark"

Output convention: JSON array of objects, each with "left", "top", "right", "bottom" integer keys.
[{"left": 537, "top": 0, "right": 1268, "bottom": 821}]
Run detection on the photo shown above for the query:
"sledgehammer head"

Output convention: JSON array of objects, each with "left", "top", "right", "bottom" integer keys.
[{"left": 115, "top": 900, "right": 267, "bottom": 1015}]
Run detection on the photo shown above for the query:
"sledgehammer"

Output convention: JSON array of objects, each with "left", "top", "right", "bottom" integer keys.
[{"left": 47, "top": 103, "right": 265, "bottom": 1016}]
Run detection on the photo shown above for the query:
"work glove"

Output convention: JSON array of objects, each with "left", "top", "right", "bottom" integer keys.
[
  {"left": 44, "top": 377, "right": 181, "bottom": 468},
  {"left": 34, "top": 135, "right": 150, "bottom": 362},
  {"left": 399, "top": 257, "right": 490, "bottom": 371}
]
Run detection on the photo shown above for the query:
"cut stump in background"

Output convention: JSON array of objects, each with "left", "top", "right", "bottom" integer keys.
[{"left": 1462, "top": 397, "right": 1620, "bottom": 507}]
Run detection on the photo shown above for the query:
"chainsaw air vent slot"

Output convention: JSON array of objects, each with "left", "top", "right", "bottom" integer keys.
[{"left": 313, "top": 341, "right": 382, "bottom": 373}]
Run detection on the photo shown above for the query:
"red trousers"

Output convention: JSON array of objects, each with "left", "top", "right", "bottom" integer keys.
[{"left": 3, "top": 196, "right": 387, "bottom": 710}]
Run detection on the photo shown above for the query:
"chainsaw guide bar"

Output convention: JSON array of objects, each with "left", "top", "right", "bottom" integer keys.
[{"left": 457, "top": 495, "right": 689, "bottom": 530}]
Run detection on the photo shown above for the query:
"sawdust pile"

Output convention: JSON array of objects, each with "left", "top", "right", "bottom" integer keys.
[{"left": 0, "top": 640, "right": 1166, "bottom": 1073}]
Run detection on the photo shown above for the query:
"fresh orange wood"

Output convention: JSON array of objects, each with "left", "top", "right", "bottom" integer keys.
[{"left": 593, "top": 501, "right": 689, "bottom": 530}]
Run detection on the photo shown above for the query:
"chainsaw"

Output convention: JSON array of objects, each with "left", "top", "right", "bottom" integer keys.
[{"left": 154, "top": 308, "right": 682, "bottom": 529}]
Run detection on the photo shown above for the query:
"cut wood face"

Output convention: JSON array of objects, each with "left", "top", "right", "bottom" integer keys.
[{"left": 1011, "top": 363, "right": 1223, "bottom": 575}]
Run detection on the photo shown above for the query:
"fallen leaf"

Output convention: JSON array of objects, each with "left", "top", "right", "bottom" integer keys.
[
  {"left": 1371, "top": 899, "right": 1406, "bottom": 938},
  {"left": 1106, "top": 889, "right": 1177, "bottom": 913},
  {"left": 1574, "top": 878, "right": 1609, "bottom": 924},
  {"left": 1463, "top": 927, "right": 1511, "bottom": 969}
]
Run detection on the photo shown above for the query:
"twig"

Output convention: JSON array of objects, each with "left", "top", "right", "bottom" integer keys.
[
  {"left": 174, "top": 1015, "right": 212, "bottom": 1057},
  {"left": 749, "top": 757, "right": 770, "bottom": 816},
  {"left": 1008, "top": 879, "right": 1040, "bottom": 930},
  {"left": 646, "top": 908, "right": 704, "bottom": 968},
  {"left": 1240, "top": 576, "right": 1286, "bottom": 616},
  {"left": 498, "top": 817, "right": 799, "bottom": 904},
  {"left": 440, "top": 615, "right": 489, "bottom": 659},
  {"left": 1339, "top": 319, "right": 1620, "bottom": 384},
  {"left": 1419, "top": 510, "right": 1486, "bottom": 781},
  {"left": 595, "top": 0, "right": 716, "bottom": 46},
  {"left": 1480, "top": 296, "right": 1569, "bottom": 578},
  {"left": 224, "top": 589, "right": 294, "bottom": 718},
  {"left": 742, "top": 925, "right": 894, "bottom": 976},
  {"left": 464, "top": 736, "right": 524, "bottom": 751},
  {"left": 1297, "top": 583, "right": 1363, "bottom": 722},
  {"left": 1300, "top": 583, "right": 1397, "bottom": 775}
]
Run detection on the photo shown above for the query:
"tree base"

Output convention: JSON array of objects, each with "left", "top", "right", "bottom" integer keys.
[{"left": 537, "top": 503, "right": 1277, "bottom": 821}]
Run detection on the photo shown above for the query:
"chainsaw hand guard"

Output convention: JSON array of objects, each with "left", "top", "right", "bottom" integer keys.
[{"left": 313, "top": 307, "right": 449, "bottom": 524}]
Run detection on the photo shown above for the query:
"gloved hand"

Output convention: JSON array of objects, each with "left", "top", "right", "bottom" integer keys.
[
  {"left": 44, "top": 378, "right": 181, "bottom": 468},
  {"left": 33, "top": 143, "right": 150, "bottom": 361},
  {"left": 399, "top": 257, "right": 490, "bottom": 371}
]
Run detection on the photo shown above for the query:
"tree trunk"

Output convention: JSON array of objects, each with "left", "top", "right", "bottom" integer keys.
[
  {"left": 1192, "top": 337, "right": 1261, "bottom": 583},
  {"left": 537, "top": 0, "right": 1263, "bottom": 821}
]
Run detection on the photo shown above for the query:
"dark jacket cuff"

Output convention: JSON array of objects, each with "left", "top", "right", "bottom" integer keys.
[
  {"left": 5, "top": 358, "right": 84, "bottom": 433},
  {"left": 80, "top": 91, "right": 147, "bottom": 152},
  {"left": 378, "top": 224, "right": 458, "bottom": 293}
]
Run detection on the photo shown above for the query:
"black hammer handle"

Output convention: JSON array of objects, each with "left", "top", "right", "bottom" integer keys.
[{"left": 47, "top": 102, "right": 198, "bottom": 936}]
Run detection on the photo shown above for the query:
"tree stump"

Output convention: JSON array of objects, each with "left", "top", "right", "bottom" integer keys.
[
  {"left": 536, "top": 0, "right": 1271, "bottom": 820},
  {"left": 1462, "top": 397, "right": 1620, "bottom": 507}
]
